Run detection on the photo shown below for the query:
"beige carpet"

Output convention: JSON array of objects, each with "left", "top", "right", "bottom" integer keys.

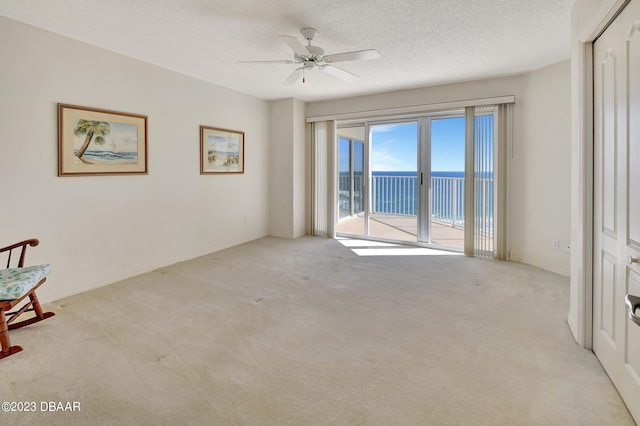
[{"left": 0, "top": 236, "right": 634, "bottom": 425}]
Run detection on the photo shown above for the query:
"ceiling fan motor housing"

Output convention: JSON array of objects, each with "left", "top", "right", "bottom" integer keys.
[{"left": 300, "top": 27, "right": 318, "bottom": 42}]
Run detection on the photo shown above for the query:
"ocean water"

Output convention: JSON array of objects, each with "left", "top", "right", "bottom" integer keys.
[{"left": 75, "top": 150, "right": 137, "bottom": 164}]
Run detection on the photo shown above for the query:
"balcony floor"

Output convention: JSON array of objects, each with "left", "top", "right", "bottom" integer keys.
[{"left": 336, "top": 213, "right": 465, "bottom": 250}]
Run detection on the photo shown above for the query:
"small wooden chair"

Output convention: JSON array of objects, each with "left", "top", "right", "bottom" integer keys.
[{"left": 0, "top": 239, "right": 55, "bottom": 360}]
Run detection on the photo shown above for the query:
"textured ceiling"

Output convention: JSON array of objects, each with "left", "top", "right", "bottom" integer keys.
[{"left": 0, "top": 0, "right": 574, "bottom": 102}]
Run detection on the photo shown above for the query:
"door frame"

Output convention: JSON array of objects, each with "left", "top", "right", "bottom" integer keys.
[
  {"left": 365, "top": 117, "right": 422, "bottom": 242},
  {"left": 423, "top": 112, "right": 468, "bottom": 244},
  {"left": 571, "top": 0, "right": 630, "bottom": 348}
]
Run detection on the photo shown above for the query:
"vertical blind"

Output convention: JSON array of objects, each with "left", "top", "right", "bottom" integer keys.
[
  {"left": 464, "top": 104, "right": 511, "bottom": 259},
  {"left": 473, "top": 106, "right": 496, "bottom": 258},
  {"left": 311, "top": 120, "right": 336, "bottom": 236},
  {"left": 494, "top": 103, "right": 511, "bottom": 260}
]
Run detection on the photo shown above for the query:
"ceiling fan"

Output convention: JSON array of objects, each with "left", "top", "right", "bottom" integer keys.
[{"left": 237, "top": 28, "right": 380, "bottom": 85}]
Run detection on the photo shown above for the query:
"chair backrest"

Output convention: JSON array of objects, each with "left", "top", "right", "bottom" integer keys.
[{"left": 0, "top": 239, "right": 39, "bottom": 269}]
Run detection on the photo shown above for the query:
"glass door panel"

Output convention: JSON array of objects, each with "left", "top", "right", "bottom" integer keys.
[
  {"left": 369, "top": 121, "right": 418, "bottom": 243},
  {"left": 338, "top": 137, "right": 352, "bottom": 219},
  {"left": 336, "top": 127, "right": 366, "bottom": 236},
  {"left": 430, "top": 116, "right": 466, "bottom": 250},
  {"left": 353, "top": 141, "right": 364, "bottom": 215}
]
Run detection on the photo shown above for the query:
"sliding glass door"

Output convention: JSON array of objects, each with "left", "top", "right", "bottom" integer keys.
[{"left": 335, "top": 108, "right": 498, "bottom": 256}]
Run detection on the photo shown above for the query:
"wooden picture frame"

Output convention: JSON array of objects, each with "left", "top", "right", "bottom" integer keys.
[
  {"left": 58, "top": 103, "right": 148, "bottom": 176},
  {"left": 200, "top": 126, "right": 244, "bottom": 174}
]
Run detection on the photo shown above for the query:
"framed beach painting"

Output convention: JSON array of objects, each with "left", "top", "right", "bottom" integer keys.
[
  {"left": 58, "top": 103, "right": 148, "bottom": 176},
  {"left": 200, "top": 125, "right": 244, "bottom": 174}
]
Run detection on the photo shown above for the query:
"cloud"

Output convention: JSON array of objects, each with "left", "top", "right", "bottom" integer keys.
[
  {"left": 371, "top": 124, "right": 403, "bottom": 134},
  {"left": 110, "top": 123, "right": 139, "bottom": 149},
  {"left": 371, "top": 142, "right": 416, "bottom": 171}
]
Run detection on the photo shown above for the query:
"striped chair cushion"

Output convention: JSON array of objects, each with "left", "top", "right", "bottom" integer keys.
[{"left": 0, "top": 264, "right": 51, "bottom": 300}]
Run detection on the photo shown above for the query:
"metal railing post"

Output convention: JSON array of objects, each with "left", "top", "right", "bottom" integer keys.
[{"left": 452, "top": 181, "right": 457, "bottom": 228}]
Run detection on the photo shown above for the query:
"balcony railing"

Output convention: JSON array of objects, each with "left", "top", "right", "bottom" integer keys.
[
  {"left": 339, "top": 175, "right": 364, "bottom": 218},
  {"left": 431, "top": 176, "right": 465, "bottom": 228},
  {"left": 370, "top": 175, "right": 466, "bottom": 228},
  {"left": 340, "top": 174, "right": 494, "bottom": 230},
  {"left": 372, "top": 175, "right": 419, "bottom": 216}
]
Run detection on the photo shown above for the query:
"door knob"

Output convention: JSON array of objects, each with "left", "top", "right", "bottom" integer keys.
[
  {"left": 628, "top": 255, "right": 640, "bottom": 265},
  {"left": 625, "top": 294, "right": 640, "bottom": 327}
]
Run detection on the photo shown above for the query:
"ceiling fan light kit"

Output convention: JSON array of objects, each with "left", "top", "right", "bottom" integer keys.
[{"left": 238, "top": 28, "right": 380, "bottom": 85}]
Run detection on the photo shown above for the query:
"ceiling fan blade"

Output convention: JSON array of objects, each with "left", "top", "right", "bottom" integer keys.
[
  {"left": 323, "top": 49, "right": 380, "bottom": 63},
  {"left": 320, "top": 65, "right": 359, "bottom": 82},
  {"left": 279, "top": 35, "right": 309, "bottom": 56},
  {"left": 236, "top": 60, "right": 297, "bottom": 64},
  {"left": 283, "top": 67, "right": 304, "bottom": 85}
]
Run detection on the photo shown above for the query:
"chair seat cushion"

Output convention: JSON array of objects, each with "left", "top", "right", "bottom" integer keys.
[{"left": 0, "top": 265, "right": 51, "bottom": 301}]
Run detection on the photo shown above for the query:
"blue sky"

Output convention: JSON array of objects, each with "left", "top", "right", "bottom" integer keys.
[
  {"left": 339, "top": 117, "right": 466, "bottom": 173},
  {"left": 370, "top": 123, "right": 418, "bottom": 171},
  {"left": 430, "top": 117, "right": 465, "bottom": 172}
]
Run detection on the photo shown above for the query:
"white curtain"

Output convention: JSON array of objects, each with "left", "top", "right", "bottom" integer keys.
[
  {"left": 310, "top": 120, "right": 336, "bottom": 237},
  {"left": 494, "top": 103, "right": 512, "bottom": 260},
  {"left": 464, "top": 104, "right": 512, "bottom": 259}
]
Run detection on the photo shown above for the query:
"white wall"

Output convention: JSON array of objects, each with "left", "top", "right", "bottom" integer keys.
[
  {"left": 292, "top": 99, "right": 306, "bottom": 238},
  {"left": 307, "top": 62, "right": 572, "bottom": 276},
  {"left": 0, "top": 17, "right": 270, "bottom": 302},
  {"left": 514, "top": 60, "right": 572, "bottom": 275},
  {"left": 337, "top": 127, "right": 366, "bottom": 141},
  {"left": 269, "top": 99, "right": 295, "bottom": 237},
  {"left": 268, "top": 98, "right": 306, "bottom": 238},
  {"left": 307, "top": 75, "right": 523, "bottom": 119}
]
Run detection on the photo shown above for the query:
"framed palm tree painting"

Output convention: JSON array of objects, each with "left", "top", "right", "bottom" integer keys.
[{"left": 58, "top": 104, "right": 148, "bottom": 176}]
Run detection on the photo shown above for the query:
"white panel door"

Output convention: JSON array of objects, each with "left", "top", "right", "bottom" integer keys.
[{"left": 593, "top": 1, "right": 640, "bottom": 421}]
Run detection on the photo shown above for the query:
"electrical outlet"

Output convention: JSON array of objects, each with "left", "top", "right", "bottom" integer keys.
[{"left": 552, "top": 239, "right": 559, "bottom": 250}]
